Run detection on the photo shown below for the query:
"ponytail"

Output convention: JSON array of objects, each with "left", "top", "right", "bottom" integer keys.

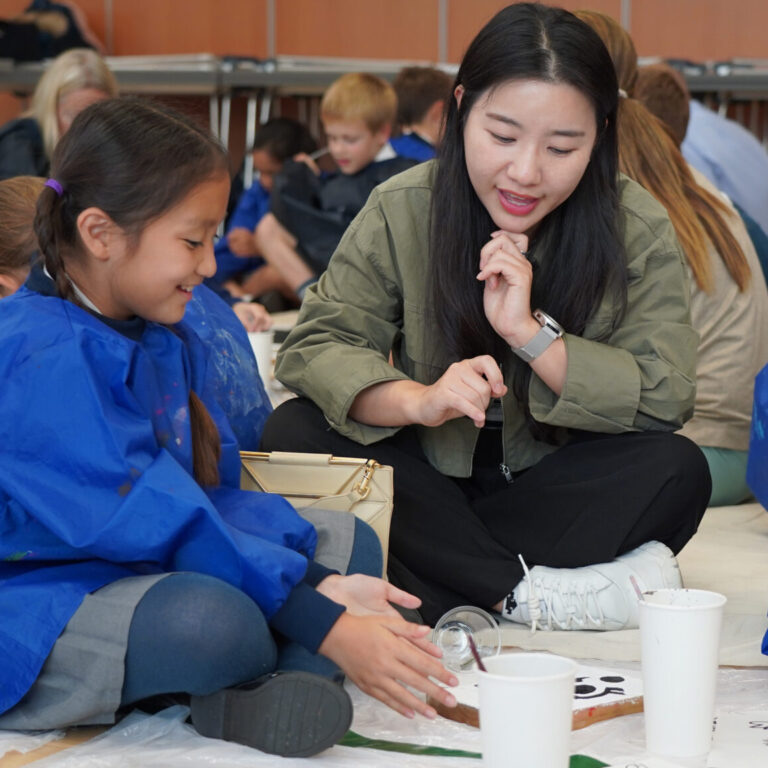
[{"left": 188, "top": 391, "right": 221, "bottom": 487}]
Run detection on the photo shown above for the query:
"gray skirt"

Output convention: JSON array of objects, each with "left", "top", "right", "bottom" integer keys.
[{"left": 0, "top": 508, "right": 355, "bottom": 730}]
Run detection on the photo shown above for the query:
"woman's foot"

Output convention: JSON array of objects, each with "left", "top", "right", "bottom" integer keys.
[
  {"left": 500, "top": 541, "right": 682, "bottom": 631},
  {"left": 190, "top": 670, "right": 352, "bottom": 757}
]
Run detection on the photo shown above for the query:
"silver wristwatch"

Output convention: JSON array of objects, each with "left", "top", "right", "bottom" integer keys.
[{"left": 510, "top": 309, "right": 564, "bottom": 363}]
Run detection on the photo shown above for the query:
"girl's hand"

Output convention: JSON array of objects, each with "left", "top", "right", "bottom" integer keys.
[
  {"left": 412, "top": 356, "right": 506, "bottom": 428},
  {"left": 478, "top": 231, "right": 540, "bottom": 347},
  {"left": 227, "top": 227, "right": 258, "bottom": 257},
  {"left": 232, "top": 302, "right": 272, "bottom": 332},
  {"left": 316, "top": 573, "right": 422, "bottom": 618},
  {"left": 319, "top": 612, "right": 458, "bottom": 719}
]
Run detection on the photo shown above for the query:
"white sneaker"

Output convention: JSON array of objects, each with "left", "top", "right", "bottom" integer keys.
[{"left": 501, "top": 541, "right": 682, "bottom": 632}]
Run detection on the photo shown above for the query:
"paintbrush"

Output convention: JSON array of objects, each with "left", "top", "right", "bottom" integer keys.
[{"left": 467, "top": 634, "right": 487, "bottom": 672}]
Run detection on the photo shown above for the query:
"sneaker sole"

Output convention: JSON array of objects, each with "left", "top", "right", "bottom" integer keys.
[{"left": 190, "top": 672, "right": 352, "bottom": 757}]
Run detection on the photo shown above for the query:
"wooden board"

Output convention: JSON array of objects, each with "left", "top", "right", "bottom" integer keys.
[
  {"left": 0, "top": 727, "right": 105, "bottom": 767},
  {"left": 428, "top": 693, "right": 643, "bottom": 730},
  {"left": 429, "top": 660, "right": 645, "bottom": 730}
]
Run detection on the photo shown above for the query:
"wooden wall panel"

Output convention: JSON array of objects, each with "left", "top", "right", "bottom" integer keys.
[
  {"left": 0, "top": 1, "right": 37, "bottom": 17},
  {"left": 631, "top": 0, "right": 768, "bottom": 60},
  {"left": 109, "top": 0, "right": 267, "bottom": 57},
  {"left": 0, "top": 92, "right": 23, "bottom": 128},
  {"left": 275, "top": 0, "right": 438, "bottom": 60},
  {"left": 447, "top": 0, "right": 622, "bottom": 63},
  {"left": 2, "top": 2, "right": 768, "bottom": 131},
  {"left": 67, "top": 0, "right": 105, "bottom": 49}
]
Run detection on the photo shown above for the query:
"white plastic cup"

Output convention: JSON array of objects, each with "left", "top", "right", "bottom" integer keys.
[
  {"left": 248, "top": 330, "right": 274, "bottom": 387},
  {"left": 478, "top": 653, "right": 576, "bottom": 768},
  {"left": 639, "top": 588, "right": 726, "bottom": 759}
]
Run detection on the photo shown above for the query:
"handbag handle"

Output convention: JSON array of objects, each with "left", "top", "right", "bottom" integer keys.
[
  {"left": 240, "top": 451, "right": 381, "bottom": 500},
  {"left": 241, "top": 450, "right": 369, "bottom": 468}
]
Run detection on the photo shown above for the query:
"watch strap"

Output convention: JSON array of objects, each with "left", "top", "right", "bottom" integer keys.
[{"left": 510, "top": 310, "right": 564, "bottom": 363}]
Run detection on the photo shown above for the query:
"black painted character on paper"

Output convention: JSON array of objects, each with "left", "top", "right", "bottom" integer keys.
[{"left": 573, "top": 675, "right": 626, "bottom": 699}]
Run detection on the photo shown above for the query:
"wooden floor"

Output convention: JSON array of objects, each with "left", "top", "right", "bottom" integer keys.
[{"left": 0, "top": 727, "right": 104, "bottom": 767}]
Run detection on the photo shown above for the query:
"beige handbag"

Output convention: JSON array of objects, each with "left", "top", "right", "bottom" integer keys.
[{"left": 240, "top": 450, "right": 393, "bottom": 573}]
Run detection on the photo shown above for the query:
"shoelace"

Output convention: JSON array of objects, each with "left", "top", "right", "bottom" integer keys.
[{"left": 517, "top": 554, "right": 606, "bottom": 633}]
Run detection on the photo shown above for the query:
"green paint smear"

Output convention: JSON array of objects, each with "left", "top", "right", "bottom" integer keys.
[
  {"left": 4, "top": 551, "right": 30, "bottom": 562},
  {"left": 339, "top": 731, "right": 608, "bottom": 766}
]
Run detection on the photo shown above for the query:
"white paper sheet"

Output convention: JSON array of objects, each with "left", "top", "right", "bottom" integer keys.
[
  {"left": 707, "top": 712, "right": 768, "bottom": 767},
  {"left": 604, "top": 759, "right": 690, "bottom": 768}
]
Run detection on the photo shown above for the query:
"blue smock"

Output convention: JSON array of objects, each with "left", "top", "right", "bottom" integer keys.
[
  {"left": 183, "top": 283, "right": 272, "bottom": 450},
  {"left": 0, "top": 269, "right": 319, "bottom": 715}
]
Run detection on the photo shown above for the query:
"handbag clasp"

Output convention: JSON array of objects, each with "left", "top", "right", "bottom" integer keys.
[{"left": 352, "top": 459, "right": 379, "bottom": 499}]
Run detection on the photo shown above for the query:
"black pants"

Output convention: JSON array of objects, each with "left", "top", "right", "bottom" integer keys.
[{"left": 261, "top": 398, "right": 711, "bottom": 625}]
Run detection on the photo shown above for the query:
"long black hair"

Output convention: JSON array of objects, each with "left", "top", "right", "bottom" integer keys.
[
  {"left": 34, "top": 97, "right": 229, "bottom": 486},
  {"left": 429, "top": 3, "right": 626, "bottom": 436}
]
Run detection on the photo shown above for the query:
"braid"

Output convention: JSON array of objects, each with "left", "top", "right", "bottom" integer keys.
[{"left": 34, "top": 184, "right": 78, "bottom": 304}]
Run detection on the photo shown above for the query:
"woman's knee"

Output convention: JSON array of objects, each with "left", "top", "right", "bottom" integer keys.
[
  {"left": 646, "top": 433, "right": 711, "bottom": 536},
  {"left": 657, "top": 434, "right": 712, "bottom": 496}
]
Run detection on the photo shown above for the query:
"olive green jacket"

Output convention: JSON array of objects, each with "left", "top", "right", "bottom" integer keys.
[{"left": 275, "top": 161, "right": 697, "bottom": 477}]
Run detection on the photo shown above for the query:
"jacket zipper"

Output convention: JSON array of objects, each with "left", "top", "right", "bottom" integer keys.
[{"left": 498, "top": 362, "right": 513, "bottom": 483}]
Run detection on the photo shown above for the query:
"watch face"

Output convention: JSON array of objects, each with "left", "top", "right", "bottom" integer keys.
[{"left": 533, "top": 309, "right": 564, "bottom": 337}]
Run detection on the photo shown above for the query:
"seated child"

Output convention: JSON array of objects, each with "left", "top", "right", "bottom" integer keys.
[
  {"left": 256, "top": 73, "right": 416, "bottom": 297},
  {"left": 0, "top": 175, "right": 44, "bottom": 297},
  {"left": 0, "top": 97, "right": 457, "bottom": 751},
  {"left": 209, "top": 117, "right": 316, "bottom": 307},
  {"left": 0, "top": 177, "right": 270, "bottom": 447},
  {"left": 390, "top": 66, "right": 453, "bottom": 162}
]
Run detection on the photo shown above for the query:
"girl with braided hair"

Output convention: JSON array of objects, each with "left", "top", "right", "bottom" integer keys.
[{"left": 0, "top": 97, "right": 456, "bottom": 753}]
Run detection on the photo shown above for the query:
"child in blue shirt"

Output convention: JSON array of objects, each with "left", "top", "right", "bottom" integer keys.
[
  {"left": 390, "top": 66, "right": 453, "bottom": 162},
  {"left": 0, "top": 97, "right": 456, "bottom": 753},
  {"left": 211, "top": 118, "right": 316, "bottom": 307}
]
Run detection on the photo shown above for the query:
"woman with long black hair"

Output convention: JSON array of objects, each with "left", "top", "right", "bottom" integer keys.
[{"left": 262, "top": 2, "right": 710, "bottom": 630}]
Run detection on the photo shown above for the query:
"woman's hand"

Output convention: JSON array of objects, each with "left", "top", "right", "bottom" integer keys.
[
  {"left": 319, "top": 612, "right": 458, "bottom": 719},
  {"left": 227, "top": 227, "right": 258, "bottom": 257},
  {"left": 412, "top": 356, "right": 506, "bottom": 428},
  {"left": 478, "top": 231, "right": 540, "bottom": 347},
  {"left": 316, "top": 573, "right": 423, "bottom": 618},
  {"left": 232, "top": 302, "right": 272, "bottom": 332}
]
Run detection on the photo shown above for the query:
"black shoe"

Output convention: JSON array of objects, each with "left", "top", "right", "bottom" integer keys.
[{"left": 190, "top": 671, "right": 352, "bottom": 757}]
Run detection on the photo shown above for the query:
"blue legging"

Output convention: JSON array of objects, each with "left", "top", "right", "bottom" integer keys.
[{"left": 121, "top": 517, "right": 381, "bottom": 705}]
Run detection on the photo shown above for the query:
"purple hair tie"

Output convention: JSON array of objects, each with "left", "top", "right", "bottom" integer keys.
[{"left": 45, "top": 178, "right": 64, "bottom": 197}]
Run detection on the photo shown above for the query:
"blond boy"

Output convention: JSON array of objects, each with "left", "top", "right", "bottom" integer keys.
[{"left": 255, "top": 73, "right": 415, "bottom": 296}]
